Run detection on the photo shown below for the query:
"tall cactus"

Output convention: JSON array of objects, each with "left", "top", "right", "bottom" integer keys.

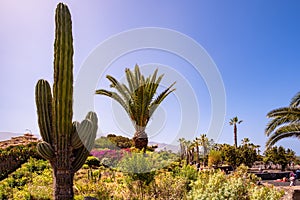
[{"left": 35, "top": 3, "right": 98, "bottom": 199}]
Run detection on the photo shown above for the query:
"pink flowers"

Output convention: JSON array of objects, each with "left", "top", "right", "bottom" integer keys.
[{"left": 90, "top": 148, "right": 131, "bottom": 164}]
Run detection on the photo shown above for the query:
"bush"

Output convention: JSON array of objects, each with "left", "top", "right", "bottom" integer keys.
[
  {"left": 118, "top": 152, "right": 155, "bottom": 185},
  {"left": 249, "top": 184, "right": 285, "bottom": 200},
  {"left": 188, "top": 167, "right": 284, "bottom": 200},
  {"left": 208, "top": 150, "right": 222, "bottom": 167},
  {"left": 150, "top": 172, "right": 188, "bottom": 199},
  {"left": 85, "top": 156, "right": 100, "bottom": 168},
  {"left": 0, "top": 158, "right": 51, "bottom": 199}
]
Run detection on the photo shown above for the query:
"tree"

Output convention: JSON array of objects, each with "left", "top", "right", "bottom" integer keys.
[
  {"left": 193, "top": 138, "right": 200, "bottom": 165},
  {"left": 208, "top": 150, "right": 222, "bottom": 167},
  {"left": 96, "top": 65, "right": 175, "bottom": 150},
  {"left": 286, "top": 148, "right": 296, "bottom": 167},
  {"left": 241, "top": 138, "right": 250, "bottom": 146},
  {"left": 220, "top": 144, "right": 238, "bottom": 167},
  {"left": 229, "top": 117, "right": 243, "bottom": 148},
  {"left": 265, "top": 92, "right": 300, "bottom": 148},
  {"left": 107, "top": 134, "right": 133, "bottom": 149},
  {"left": 238, "top": 142, "right": 259, "bottom": 167},
  {"left": 185, "top": 140, "right": 193, "bottom": 165},
  {"left": 197, "top": 134, "right": 211, "bottom": 166},
  {"left": 178, "top": 138, "right": 186, "bottom": 161},
  {"left": 263, "top": 146, "right": 295, "bottom": 171},
  {"left": 219, "top": 140, "right": 259, "bottom": 168}
]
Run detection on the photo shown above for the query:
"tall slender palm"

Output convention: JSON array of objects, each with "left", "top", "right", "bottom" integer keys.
[
  {"left": 265, "top": 92, "right": 300, "bottom": 149},
  {"left": 193, "top": 138, "right": 200, "bottom": 164},
  {"left": 178, "top": 138, "right": 186, "bottom": 161},
  {"left": 182, "top": 140, "right": 192, "bottom": 165},
  {"left": 229, "top": 116, "right": 243, "bottom": 148},
  {"left": 198, "top": 134, "right": 210, "bottom": 166},
  {"left": 96, "top": 65, "right": 175, "bottom": 150}
]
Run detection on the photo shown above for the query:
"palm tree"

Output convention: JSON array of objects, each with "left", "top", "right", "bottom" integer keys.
[
  {"left": 229, "top": 116, "right": 243, "bottom": 148},
  {"left": 96, "top": 65, "right": 175, "bottom": 150},
  {"left": 185, "top": 140, "right": 193, "bottom": 165},
  {"left": 241, "top": 137, "right": 250, "bottom": 146},
  {"left": 265, "top": 92, "right": 300, "bottom": 149},
  {"left": 178, "top": 138, "right": 186, "bottom": 161},
  {"left": 193, "top": 138, "right": 200, "bottom": 165},
  {"left": 198, "top": 134, "right": 210, "bottom": 166}
]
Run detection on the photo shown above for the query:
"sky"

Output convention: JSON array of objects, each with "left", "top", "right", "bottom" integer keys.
[{"left": 0, "top": 1, "right": 300, "bottom": 154}]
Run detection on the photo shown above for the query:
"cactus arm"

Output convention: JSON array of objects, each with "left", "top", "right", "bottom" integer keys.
[
  {"left": 86, "top": 111, "right": 98, "bottom": 137},
  {"left": 78, "top": 119, "right": 93, "bottom": 142},
  {"left": 37, "top": 141, "right": 55, "bottom": 160},
  {"left": 35, "top": 79, "right": 53, "bottom": 144},
  {"left": 84, "top": 112, "right": 98, "bottom": 150},
  {"left": 71, "top": 121, "right": 83, "bottom": 149},
  {"left": 72, "top": 146, "right": 90, "bottom": 172}
]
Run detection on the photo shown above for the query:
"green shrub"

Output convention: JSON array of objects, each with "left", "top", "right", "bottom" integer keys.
[
  {"left": 27, "top": 168, "right": 53, "bottom": 199},
  {"left": 173, "top": 164, "right": 198, "bottom": 191},
  {"left": 118, "top": 152, "right": 155, "bottom": 185},
  {"left": 188, "top": 168, "right": 284, "bottom": 200},
  {"left": 74, "top": 179, "right": 113, "bottom": 199},
  {"left": 249, "top": 184, "right": 285, "bottom": 200},
  {"left": 150, "top": 172, "right": 188, "bottom": 199},
  {"left": 0, "top": 158, "right": 51, "bottom": 199},
  {"left": 85, "top": 156, "right": 100, "bottom": 168}
]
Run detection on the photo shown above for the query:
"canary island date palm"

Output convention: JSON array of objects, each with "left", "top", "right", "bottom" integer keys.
[
  {"left": 229, "top": 116, "right": 243, "bottom": 148},
  {"left": 96, "top": 65, "right": 175, "bottom": 150},
  {"left": 265, "top": 92, "right": 300, "bottom": 149},
  {"left": 35, "top": 3, "right": 98, "bottom": 199}
]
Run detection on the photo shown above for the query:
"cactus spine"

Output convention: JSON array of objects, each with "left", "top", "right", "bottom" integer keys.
[{"left": 35, "top": 3, "right": 98, "bottom": 200}]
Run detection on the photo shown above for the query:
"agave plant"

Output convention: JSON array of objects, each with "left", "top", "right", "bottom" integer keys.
[
  {"left": 265, "top": 92, "right": 300, "bottom": 148},
  {"left": 96, "top": 65, "right": 175, "bottom": 150}
]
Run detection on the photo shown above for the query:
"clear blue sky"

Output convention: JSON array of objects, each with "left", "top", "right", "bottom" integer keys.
[{"left": 0, "top": 1, "right": 300, "bottom": 153}]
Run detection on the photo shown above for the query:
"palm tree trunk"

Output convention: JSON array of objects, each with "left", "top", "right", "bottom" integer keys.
[
  {"left": 133, "top": 130, "right": 148, "bottom": 151},
  {"left": 180, "top": 143, "right": 185, "bottom": 160},
  {"left": 196, "top": 145, "right": 200, "bottom": 164},
  {"left": 203, "top": 146, "right": 207, "bottom": 167},
  {"left": 54, "top": 168, "right": 74, "bottom": 199},
  {"left": 191, "top": 148, "right": 194, "bottom": 163},
  {"left": 234, "top": 124, "right": 237, "bottom": 148}
]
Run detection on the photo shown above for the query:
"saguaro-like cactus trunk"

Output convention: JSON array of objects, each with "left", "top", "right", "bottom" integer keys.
[{"left": 35, "top": 3, "right": 98, "bottom": 199}]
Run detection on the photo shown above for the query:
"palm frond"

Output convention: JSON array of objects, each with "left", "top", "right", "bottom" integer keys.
[
  {"left": 266, "top": 131, "right": 300, "bottom": 150},
  {"left": 149, "top": 82, "right": 176, "bottom": 117},
  {"left": 95, "top": 89, "right": 112, "bottom": 97},
  {"left": 134, "top": 64, "right": 142, "bottom": 88},
  {"left": 267, "top": 107, "right": 300, "bottom": 118},
  {"left": 125, "top": 68, "right": 136, "bottom": 93},
  {"left": 265, "top": 116, "right": 300, "bottom": 136},
  {"left": 274, "top": 123, "right": 300, "bottom": 135},
  {"left": 265, "top": 91, "right": 300, "bottom": 148},
  {"left": 95, "top": 89, "right": 129, "bottom": 116},
  {"left": 106, "top": 75, "right": 131, "bottom": 103},
  {"left": 290, "top": 92, "right": 300, "bottom": 107}
]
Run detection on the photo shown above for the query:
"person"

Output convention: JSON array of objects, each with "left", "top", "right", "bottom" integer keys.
[{"left": 290, "top": 172, "right": 296, "bottom": 186}]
